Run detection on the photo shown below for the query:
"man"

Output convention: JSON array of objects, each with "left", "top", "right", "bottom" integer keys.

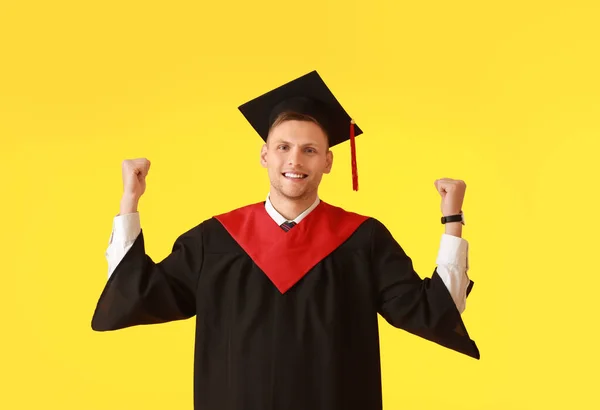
[{"left": 92, "top": 70, "right": 478, "bottom": 410}]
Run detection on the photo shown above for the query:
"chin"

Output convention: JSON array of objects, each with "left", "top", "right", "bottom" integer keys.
[
  {"left": 274, "top": 184, "right": 312, "bottom": 200},
  {"left": 280, "top": 188, "right": 307, "bottom": 199}
]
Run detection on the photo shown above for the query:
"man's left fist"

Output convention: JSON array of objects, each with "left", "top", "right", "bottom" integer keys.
[{"left": 435, "top": 178, "right": 466, "bottom": 216}]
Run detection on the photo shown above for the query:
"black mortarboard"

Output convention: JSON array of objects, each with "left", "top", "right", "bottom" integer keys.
[{"left": 238, "top": 70, "right": 363, "bottom": 190}]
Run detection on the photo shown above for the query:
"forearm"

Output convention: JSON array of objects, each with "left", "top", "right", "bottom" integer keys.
[
  {"left": 120, "top": 194, "right": 140, "bottom": 215},
  {"left": 444, "top": 222, "right": 462, "bottom": 238}
]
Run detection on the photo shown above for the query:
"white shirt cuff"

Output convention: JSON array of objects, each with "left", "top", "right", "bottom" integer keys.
[
  {"left": 110, "top": 212, "right": 141, "bottom": 245},
  {"left": 436, "top": 233, "right": 469, "bottom": 271}
]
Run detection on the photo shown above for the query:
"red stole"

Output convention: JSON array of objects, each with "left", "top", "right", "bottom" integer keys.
[{"left": 214, "top": 201, "right": 369, "bottom": 293}]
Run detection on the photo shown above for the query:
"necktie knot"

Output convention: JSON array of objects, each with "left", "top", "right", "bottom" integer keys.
[{"left": 280, "top": 221, "right": 296, "bottom": 232}]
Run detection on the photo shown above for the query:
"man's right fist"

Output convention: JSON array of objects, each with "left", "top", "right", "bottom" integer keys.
[{"left": 122, "top": 158, "right": 151, "bottom": 199}]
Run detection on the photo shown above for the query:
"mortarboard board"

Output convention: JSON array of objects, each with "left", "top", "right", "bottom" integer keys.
[{"left": 238, "top": 70, "right": 363, "bottom": 191}]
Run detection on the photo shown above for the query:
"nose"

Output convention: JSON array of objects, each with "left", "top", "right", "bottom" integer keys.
[{"left": 287, "top": 147, "right": 303, "bottom": 167}]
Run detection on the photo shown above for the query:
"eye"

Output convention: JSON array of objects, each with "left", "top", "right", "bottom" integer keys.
[
  {"left": 305, "top": 147, "right": 317, "bottom": 154},
  {"left": 277, "top": 144, "right": 289, "bottom": 151}
]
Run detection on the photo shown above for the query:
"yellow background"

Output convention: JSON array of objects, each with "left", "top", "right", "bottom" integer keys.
[{"left": 1, "top": 0, "right": 598, "bottom": 408}]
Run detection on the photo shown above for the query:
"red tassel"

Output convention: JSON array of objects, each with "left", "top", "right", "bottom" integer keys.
[{"left": 350, "top": 119, "right": 358, "bottom": 191}]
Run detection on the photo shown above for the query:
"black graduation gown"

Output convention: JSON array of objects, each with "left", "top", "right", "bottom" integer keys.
[{"left": 91, "top": 201, "right": 479, "bottom": 410}]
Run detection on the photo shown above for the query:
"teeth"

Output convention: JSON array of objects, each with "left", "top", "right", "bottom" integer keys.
[{"left": 284, "top": 173, "right": 305, "bottom": 179}]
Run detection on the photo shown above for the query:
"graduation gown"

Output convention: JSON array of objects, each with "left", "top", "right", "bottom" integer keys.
[{"left": 91, "top": 200, "right": 479, "bottom": 410}]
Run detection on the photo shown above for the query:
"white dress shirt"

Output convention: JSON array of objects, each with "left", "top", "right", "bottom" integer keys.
[
  {"left": 265, "top": 194, "right": 321, "bottom": 225},
  {"left": 105, "top": 194, "right": 470, "bottom": 313}
]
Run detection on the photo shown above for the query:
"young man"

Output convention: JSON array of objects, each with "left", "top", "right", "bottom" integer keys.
[{"left": 92, "top": 71, "right": 478, "bottom": 410}]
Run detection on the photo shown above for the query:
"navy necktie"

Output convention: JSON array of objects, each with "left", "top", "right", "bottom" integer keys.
[{"left": 280, "top": 221, "right": 296, "bottom": 232}]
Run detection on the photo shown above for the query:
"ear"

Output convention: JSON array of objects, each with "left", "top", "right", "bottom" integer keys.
[
  {"left": 324, "top": 149, "right": 333, "bottom": 174},
  {"left": 260, "top": 143, "right": 268, "bottom": 168}
]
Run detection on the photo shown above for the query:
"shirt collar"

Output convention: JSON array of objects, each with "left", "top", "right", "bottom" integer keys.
[{"left": 265, "top": 193, "right": 320, "bottom": 226}]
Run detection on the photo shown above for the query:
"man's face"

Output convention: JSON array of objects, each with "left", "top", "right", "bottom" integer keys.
[{"left": 260, "top": 119, "right": 333, "bottom": 201}]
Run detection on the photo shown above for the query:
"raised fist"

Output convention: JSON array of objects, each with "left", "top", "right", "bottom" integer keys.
[
  {"left": 434, "top": 178, "right": 466, "bottom": 216},
  {"left": 122, "top": 158, "right": 151, "bottom": 199}
]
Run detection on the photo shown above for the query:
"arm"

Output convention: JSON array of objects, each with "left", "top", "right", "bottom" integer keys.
[
  {"left": 93, "top": 157, "right": 202, "bottom": 331},
  {"left": 105, "top": 164, "right": 146, "bottom": 279},
  {"left": 371, "top": 219, "right": 479, "bottom": 359}
]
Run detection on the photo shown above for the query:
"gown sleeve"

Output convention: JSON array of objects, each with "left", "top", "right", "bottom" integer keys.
[
  {"left": 91, "top": 225, "right": 204, "bottom": 331},
  {"left": 370, "top": 219, "right": 480, "bottom": 359}
]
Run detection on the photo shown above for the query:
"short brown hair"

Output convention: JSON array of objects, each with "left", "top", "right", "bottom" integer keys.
[{"left": 268, "top": 111, "right": 330, "bottom": 146}]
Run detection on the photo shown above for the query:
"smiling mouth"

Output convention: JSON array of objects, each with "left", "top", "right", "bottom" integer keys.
[{"left": 282, "top": 172, "right": 308, "bottom": 179}]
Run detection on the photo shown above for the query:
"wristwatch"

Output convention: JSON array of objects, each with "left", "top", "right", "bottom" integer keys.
[{"left": 441, "top": 212, "right": 465, "bottom": 225}]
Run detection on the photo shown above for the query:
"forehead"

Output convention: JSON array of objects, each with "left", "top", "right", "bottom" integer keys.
[{"left": 268, "top": 120, "right": 328, "bottom": 145}]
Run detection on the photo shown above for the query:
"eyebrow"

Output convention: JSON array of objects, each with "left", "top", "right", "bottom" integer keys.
[{"left": 272, "top": 140, "right": 322, "bottom": 148}]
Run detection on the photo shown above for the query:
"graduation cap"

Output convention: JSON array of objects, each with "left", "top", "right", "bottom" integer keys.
[{"left": 238, "top": 70, "right": 363, "bottom": 191}]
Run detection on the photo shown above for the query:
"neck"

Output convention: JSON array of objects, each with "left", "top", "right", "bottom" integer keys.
[{"left": 269, "top": 189, "right": 317, "bottom": 220}]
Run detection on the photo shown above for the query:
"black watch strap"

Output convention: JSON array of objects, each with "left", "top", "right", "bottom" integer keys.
[{"left": 441, "top": 214, "right": 463, "bottom": 224}]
